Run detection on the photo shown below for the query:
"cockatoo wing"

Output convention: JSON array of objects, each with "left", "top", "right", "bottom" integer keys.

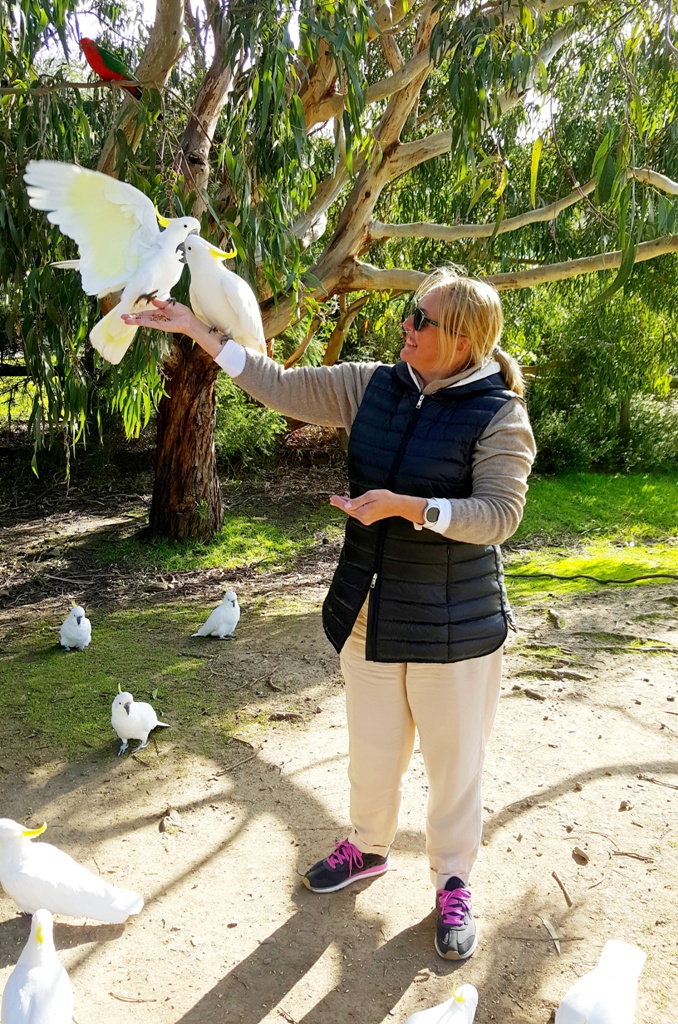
[
  {"left": 192, "top": 607, "right": 224, "bottom": 637},
  {"left": 1, "top": 842, "right": 144, "bottom": 922},
  {"left": 219, "top": 273, "right": 266, "bottom": 353},
  {"left": 24, "top": 160, "right": 159, "bottom": 297}
]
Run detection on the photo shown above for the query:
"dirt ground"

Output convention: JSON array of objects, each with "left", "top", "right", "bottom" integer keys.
[{"left": 0, "top": 479, "right": 677, "bottom": 1024}]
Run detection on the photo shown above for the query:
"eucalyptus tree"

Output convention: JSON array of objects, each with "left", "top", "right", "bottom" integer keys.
[{"left": 1, "top": 0, "right": 677, "bottom": 539}]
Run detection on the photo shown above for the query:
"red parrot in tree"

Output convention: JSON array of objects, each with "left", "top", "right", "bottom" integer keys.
[{"left": 79, "top": 38, "right": 142, "bottom": 100}]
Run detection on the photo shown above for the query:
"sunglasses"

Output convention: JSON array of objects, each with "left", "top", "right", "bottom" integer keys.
[{"left": 411, "top": 306, "right": 440, "bottom": 331}]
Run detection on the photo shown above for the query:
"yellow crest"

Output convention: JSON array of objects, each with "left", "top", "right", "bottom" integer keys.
[
  {"left": 22, "top": 822, "right": 47, "bottom": 839},
  {"left": 155, "top": 205, "right": 172, "bottom": 228},
  {"left": 205, "top": 240, "right": 237, "bottom": 260}
]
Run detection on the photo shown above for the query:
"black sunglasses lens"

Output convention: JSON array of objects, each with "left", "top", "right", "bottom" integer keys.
[{"left": 413, "top": 307, "right": 423, "bottom": 330}]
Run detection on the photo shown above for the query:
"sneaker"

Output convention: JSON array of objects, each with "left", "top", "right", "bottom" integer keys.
[
  {"left": 434, "top": 876, "right": 478, "bottom": 960},
  {"left": 303, "top": 839, "right": 390, "bottom": 893}
]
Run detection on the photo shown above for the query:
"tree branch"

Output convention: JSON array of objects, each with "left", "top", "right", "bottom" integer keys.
[
  {"left": 344, "top": 235, "right": 678, "bottom": 294},
  {"left": 368, "top": 180, "right": 597, "bottom": 242},
  {"left": 97, "top": 0, "right": 185, "bottom": 175}
]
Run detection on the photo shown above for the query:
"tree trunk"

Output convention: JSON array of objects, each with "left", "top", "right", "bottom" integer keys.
[{"left": 149, "top": 338, "right": 222, "bottom": 540}]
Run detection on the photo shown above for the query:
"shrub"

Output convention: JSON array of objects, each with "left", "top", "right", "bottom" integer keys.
[{"left": 214, "top": 376, "right": 287, "bottom": 472}]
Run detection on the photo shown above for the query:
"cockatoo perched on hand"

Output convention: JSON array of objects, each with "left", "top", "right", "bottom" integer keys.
[
  {"left": 59, "top": 605, "right": 91, "bottom": 651},
  {"left": 178, "top": 236, "right": 266, "bottom": 354},
  {"left": 1, "top": 909, "right": 74, "bottom": 1024},
  {"left": 192, "top": 589, "right": 240, "bottom": 639},
  {"left": 0, "top": 819, "right": 144, "bottom": 923},
  {"left": 111, "top": 691, "right": 170, "bottom": 756},
  {"left": 24, "top": 160, "right": 200, "bottom": 364}
]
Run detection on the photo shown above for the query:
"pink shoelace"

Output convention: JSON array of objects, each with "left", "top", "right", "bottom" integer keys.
[
  {"left": 326, "top": 839, "right": 364, "bottom": 873},
  {"left": 437, "top": 885, "right": 472, "bottom": 927}
]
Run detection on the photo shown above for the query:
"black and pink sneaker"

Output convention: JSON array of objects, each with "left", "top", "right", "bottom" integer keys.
[
  {"left": 303, "top": 839, "right": 390, "bottom": 893},
  {"left": 434, "top": 876, "right": 478, "bottom": 959}
]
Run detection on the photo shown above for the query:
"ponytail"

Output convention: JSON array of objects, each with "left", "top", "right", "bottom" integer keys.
[{"left": 494, "top": 346, "right": 524, "bottom": 398}]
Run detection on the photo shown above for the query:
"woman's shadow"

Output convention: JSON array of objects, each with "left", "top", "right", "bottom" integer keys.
[{"left": 174, "top": 884, "right": 461, "bottom": 1024}]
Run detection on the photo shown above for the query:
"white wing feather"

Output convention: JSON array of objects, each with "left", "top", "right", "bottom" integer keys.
[
  {"left": 24, "top": 161, "right": 159, "bottom": 297},
  {"left": 1, "top": 842, "right": 144, "bottom": 922}
]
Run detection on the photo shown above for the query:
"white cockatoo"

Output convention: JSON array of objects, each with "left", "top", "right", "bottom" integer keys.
[
  {"left": 111, "top": 691, "right": 170, "bottom": 755},
  {"left": 1, "top": 909, "right": 73, "bottom": 1024},
  {"left": 0, "top": 819, "right": 144, "bottom": 923},
  {"left": 24, "top": 160, "right": 200, "bottom": 364},
  {"left": 404, "top": 985, "right": 478, "bottom": 1024},
  {"left": 178, "top": 236, "right": 266, "bottom": 354},
  {"left": 192, "top": 589, "right": 240, "bottom": 639},
  {"left": 59, "top": 605, "right": 91, "bottom": 651},
  {"left": 555, "top": 939, "right": 646, "bottom": 1024}
]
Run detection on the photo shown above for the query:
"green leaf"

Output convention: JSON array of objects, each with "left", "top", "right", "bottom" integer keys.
[
  {"left": 530, "top": 137, "right": 543, "bottom": 210},
  {"left": 590, "top": 238, "right": 638, "bottom": 307}
]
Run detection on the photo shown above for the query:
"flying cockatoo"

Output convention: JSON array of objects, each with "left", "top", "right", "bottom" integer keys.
[
  {"left": 80, "top": 37, "right": 142, "bottom": 99},
  {"left": 555, "top": 939, "right": 646, "bottom": 1024},
  {"left": 404, "top": 984, "right": 478, "bottom": 1024},
  {"left": 0, "top": 819, "right": 144, "bottom": 923},
  {"left": 59, "top": 605, "right": 91, "bottom": 651},
  {"left": 1, "top": 909, "right": 74, "bottom": 1024},
  {"left": 178, "top": 236, "right": 266, "bottom": 354},
  {"left": 111, "top": 691, "right": 170, "bottom": 756},
  {"left": 24, "top": 160, "right": 200, "bottom": 363},
  {"left": 192, "top": 589, "right": 240, "bottom": 639}
]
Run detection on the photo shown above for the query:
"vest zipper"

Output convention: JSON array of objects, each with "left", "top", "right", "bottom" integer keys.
[{"left": 366, "top": 390, "right": 426, "bottom": 660}]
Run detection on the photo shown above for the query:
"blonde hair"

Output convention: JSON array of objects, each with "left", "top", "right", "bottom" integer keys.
[{"left": 415, "top": 267, "right": 524, "bottom": 396}]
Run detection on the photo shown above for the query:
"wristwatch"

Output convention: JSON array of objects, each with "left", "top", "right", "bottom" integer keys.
[{"left": 423, "top": 499, "right": 441, "bottom": 525}]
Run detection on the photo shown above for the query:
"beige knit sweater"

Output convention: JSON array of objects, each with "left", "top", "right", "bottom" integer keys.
[{"left": 224, "top": 349, "right": 536, "bottom": 546}]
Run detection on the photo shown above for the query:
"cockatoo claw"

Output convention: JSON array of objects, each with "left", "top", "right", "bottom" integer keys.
[
  {"left": 133, "top": 740, "right": 149, "bottom": 752},
  {"left": 118, "top": 741, "right": 128, "bottom": 756},
  {"left": 136, "top": 289, "right": 158, "bottom": 304}
]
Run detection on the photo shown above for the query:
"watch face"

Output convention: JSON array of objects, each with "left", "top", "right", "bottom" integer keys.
[{"left": 425, "top": 504, "right": 440, "bottom": 523}]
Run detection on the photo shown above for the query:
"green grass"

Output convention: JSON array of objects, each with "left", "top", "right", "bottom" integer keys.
[
  {"left": 96, "top": 501, "right": 344, "bottom": 573},
  {"left": 515, "top": 472, "right": 678, "bottom": 544},
  {"left": 0, "top": 607, "right": 244, "bottom": 762},
  {"left": 505, "top": 472, "right": 678, "bottom": 600}
]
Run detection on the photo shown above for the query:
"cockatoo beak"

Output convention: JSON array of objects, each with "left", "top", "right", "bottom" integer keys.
[
  {"left": 22, "top": 822, "right": 47, "bottom": 839},
  {"left": 205, "top": 241, "right": 237, "bottom": 260},
  {"left": 176, "top": 242, "right": 186, "bottom": 263},
  {"left": 76, "top": 616, "right": 82, "bottom": 625},
  {"left": 123, "top": 702, "right": 132, "bottom": 715}
]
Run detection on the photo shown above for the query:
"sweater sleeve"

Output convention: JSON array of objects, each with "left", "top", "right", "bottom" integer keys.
[
  {"left": 216, "top": 342, "right": 380, "bottom": 432},
  {"left": 441, "top": 399, "right": 536, "bottom": 545}
]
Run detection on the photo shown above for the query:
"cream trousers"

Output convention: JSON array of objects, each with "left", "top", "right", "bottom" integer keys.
[{"left": 339, "top": 602, "right": 502, "bottom": 889}]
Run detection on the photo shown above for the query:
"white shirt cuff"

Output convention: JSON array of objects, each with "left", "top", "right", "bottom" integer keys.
[
  {"left": 426, "top": 498, "right": 452, "bottom": 534},
  {"left": 413, "top": 498, "right": 453, "bottom": 533},
  {"left": 214, "top": 338, "right": 247, "bottom": 378}
]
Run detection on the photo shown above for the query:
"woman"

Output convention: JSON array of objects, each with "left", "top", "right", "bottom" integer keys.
[{"left": 122, "top": 267, "right": 536, "bottom": 960}]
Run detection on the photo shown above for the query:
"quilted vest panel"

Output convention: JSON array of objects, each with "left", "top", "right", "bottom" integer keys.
[{"left": 322, "top": 362, "right": 516, "bottom": 662}]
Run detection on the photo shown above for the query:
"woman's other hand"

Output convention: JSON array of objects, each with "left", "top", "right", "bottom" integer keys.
[{"left": 330, "top": 490, "right": 426, "bottom": 526}]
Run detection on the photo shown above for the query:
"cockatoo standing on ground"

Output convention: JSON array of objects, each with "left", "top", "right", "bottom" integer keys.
[
  {"left": 1, "top": 909, "right": 73, "bottom": 1024},
  {"left": 59, "top": 605, "right": 91, "bottom": 650},
  {"left": 404, "top": 984, "right": 478, "bottom": 1024},
  {"left": 192, "top": 589, "right": 240, "bottom": 639},
  {"left": 178, "top": 236, "right": 266, "bottom": 354},
  {"left": 111, "top": 691, "right": 170, "bottom": 755},
  {"left": 24, "top": 160, "right": 200, "bottom": 363},
  {"left": 0, "top": 819, "right": 144, "bottom": 922},
  {"left": 555, "top": 939, "right": 646, "bottom": 1024}
]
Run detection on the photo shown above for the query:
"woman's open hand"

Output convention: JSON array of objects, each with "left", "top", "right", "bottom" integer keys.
[
  {"left": 330, "top": 490, "right": 426, "bottom": 526},
  {"left": 121, "top": 298, "right": 201, "bottom": 338}
]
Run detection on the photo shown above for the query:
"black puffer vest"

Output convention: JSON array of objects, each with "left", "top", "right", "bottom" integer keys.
[{"left": 322, "top": 362, "right": 517, "bottom": 663}]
